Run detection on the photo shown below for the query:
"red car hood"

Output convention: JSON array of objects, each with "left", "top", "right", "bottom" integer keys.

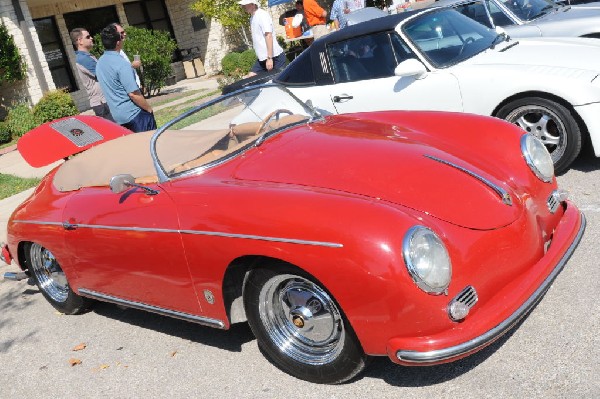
[
  {"left": 18, "top": 115, "right": 132, "bottom": 167},
  {"left": 234, "top": 116, "right": 522, "bottom": 230}
]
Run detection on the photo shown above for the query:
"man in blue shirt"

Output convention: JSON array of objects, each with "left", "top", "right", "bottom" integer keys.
[
  {"left": 70, "top": 28, "right": 113, "bottom": 121},
  {"left": 96, "top": 24, "right": 156, "bottom": 133}
]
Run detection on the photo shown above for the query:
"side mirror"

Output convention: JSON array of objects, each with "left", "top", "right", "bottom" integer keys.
[
  {"left": 110, "top": 174, "right": 135, "bottom": 194},
  {"left": 110, "top": 174, "right": 159, "bottom": 195},
  {"left": 394, "top": 59, "right": 427, "bottom": 79}
]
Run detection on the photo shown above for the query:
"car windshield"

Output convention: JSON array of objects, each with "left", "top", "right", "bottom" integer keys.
[
  {"left": 496, "top": 0, "right": 558, "bottom": 21},
  {"left": 152, "top": 85, "right": 315, "bottom": 181},
  {"left": 403, "top": 9, "right": 497, "bottom": 68}
]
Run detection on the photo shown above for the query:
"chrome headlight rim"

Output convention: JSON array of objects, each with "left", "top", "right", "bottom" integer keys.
[
  {"left": 402, "top": 225, "right": 452, "bottom": 295},
  {"left": 521, "top": 134, "right": 554, "bottom": 183}
]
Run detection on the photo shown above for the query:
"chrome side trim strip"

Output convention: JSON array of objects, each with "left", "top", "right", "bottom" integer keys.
[
  {"left": 13, "top": 220, "right": 343, "bottom": 248},
  {"left": 397, "top": 212, "right": 586, "bottom": 364},
  {"left": 425, "top": 155, "right": 513, "bottom": 206},
  {"left": 78, "top": 288, "right": 226, "bottom": 329},
  {"left": 13, "top": 221, "right": 63, "bottom": 227},
  {"left": 178, "top": 229, "right": 343, "bottom": 247}
]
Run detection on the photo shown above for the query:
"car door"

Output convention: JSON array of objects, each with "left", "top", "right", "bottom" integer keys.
[
  {"left": 325, "top": 32, "right": 463, "bottom": 115},
  {"left": 62, "top": 183, "right": 202, "bottom": 315}
]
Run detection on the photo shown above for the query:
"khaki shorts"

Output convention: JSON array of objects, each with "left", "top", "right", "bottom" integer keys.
[{"left": 311, "top": 24, "right": 330, "bottom": 40}]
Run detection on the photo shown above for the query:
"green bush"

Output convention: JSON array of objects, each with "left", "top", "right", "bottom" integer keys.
[
  {"left": 5, "top": 90, "right": 78, "bottom": 139},
  {"left": 0, "top": 22, "right": 26, "bottom": 85},
  {"left": 33, "top": 89, "right": 78, "bottom": 124},
  {"left": 92, "top": 26, "right": 177, "bottom": 97},
  {"left": 6, "top": 103, "right": 37, "bottom": 139},
  {"left": 0, "top": 121, "right": 11, "bottom": 144},
  {"left": 221, "top": 49, "right": 256, "bottom": 79}
]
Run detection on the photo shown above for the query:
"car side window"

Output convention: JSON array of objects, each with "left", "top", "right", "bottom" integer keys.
[
  {"left": 453, "top": 1, "right": 493, "bottom": 28},
  {"left": 328, "top": 32, "right": 400, "bottom": 83},
  {"left": 486, "top": 0, "right": 516, "bottom": 25}
]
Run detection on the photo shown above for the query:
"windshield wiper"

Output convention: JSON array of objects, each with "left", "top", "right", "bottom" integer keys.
[
  {"left": 490, "top": 33, "right": 507, "bottom": 50},
  {"left": 499, "top": 40, "right": 519, "bottom": 52}
]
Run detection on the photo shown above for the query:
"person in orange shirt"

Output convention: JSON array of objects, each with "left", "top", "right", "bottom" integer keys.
[{"left": 302, "top": 0, "right": 329, "bottom": 40}]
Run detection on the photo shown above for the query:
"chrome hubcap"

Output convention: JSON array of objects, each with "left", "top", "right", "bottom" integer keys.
[
  {"left": 30, "top": 243, "right": 69, "bottom": 303},
  {"left": 506, "top": 105, "right": 567, "bottom": 163},
  {"left": 258, "top": 274, "right": 345, "bottom": 365}
]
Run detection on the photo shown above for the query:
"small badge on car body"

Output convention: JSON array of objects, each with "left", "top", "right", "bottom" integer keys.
[{"left": 204, "top": 290, "right": 215, "bottom": 304}]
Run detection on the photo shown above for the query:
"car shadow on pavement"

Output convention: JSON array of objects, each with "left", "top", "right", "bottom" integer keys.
[
  {"left": 0, "top": 284, "right": 40, "bottom": 354},
  {"left": 567, "top": 150, "right": 600, "bottom": 174},
  {"left": 92, "top": 301, "right": 255, "bottom": 352},
  {"left": 359, "top": 289, "right": 550, "bottom": 386}
]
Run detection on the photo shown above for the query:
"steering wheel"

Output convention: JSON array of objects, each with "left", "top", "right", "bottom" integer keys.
[
  {"left": 255, "top": 109, "right": 293, "bottom": 135},
  {"left": 458, "top": 36, "right": 476, "bottom": 56}
]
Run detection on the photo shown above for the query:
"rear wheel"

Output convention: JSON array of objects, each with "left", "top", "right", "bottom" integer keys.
[
  {"left": 244, "top": 265, "right": 367, "bottom": 384},
  {"left": 497, "top": 97, "right": 582, "bottom": 174},
  {"left": 28, "top": 243, "right": 91, "bottom": 314}
]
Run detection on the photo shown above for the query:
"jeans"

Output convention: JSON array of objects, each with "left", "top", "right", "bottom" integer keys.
[{"left": 122, "top": 109, "right": 157, "bottom": 133}]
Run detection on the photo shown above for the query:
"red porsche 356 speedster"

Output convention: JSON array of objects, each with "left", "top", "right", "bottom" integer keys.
[{"left": 1, "top": 84, "right": 584, "bottom": 384}]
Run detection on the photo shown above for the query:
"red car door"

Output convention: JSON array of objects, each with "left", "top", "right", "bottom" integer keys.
[{"left": 61, "top": 184, "right": 202, "bottom": 315}]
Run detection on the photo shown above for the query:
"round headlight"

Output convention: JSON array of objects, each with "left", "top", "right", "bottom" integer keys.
[
  {"left": 521, "top": 134, "right": 554, "bottom": 182},
  {"left": 402, "top": 226, "right": 452, "bottom": 295}
]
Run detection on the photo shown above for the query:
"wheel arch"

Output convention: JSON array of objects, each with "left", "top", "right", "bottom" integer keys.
[
  {"left": 492, "top": 90, "right": 591, "bottom": 153},
  {"left": 16, "top": 241, "right": 32, "bottom": 272},
  {"left": 222, "top": 255, "right": 335, "bottom": 325}
]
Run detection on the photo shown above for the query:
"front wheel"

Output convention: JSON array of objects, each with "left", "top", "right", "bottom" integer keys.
[
  {"left": 244, "top": 265, "right": 367, "bottom": 384},
  {"left": 496, "top": 97, "right": 582, "bottom": 174},
  {"left": 28, "top": 243, "right": 91, "bottom": 315}
]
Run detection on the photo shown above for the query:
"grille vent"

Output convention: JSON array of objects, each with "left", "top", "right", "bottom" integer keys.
[
  {"left": 547, "top": 192, "right": 560, "bottom": 214},
  {"left": 451, "top": 285, "right": 478, "bottom": 309}
]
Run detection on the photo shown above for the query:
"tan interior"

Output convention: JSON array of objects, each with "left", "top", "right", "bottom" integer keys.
[{"left": 52, "top": 114, "right": 308, "bottom": 192}]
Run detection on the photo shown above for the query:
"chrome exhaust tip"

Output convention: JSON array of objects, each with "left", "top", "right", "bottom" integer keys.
[{"left": 3, "top": 272, "right": 28, "bottom": 281}]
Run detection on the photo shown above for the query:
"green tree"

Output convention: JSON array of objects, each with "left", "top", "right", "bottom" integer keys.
[
  {"left": 0, "top": 22, "right": 27, "bottom": 85},
  {"left": 190, "top": 0, "right": 262, "bottom": 46},
  {"left": 90, "top": 26, "right": 177, "bottom": 96}
]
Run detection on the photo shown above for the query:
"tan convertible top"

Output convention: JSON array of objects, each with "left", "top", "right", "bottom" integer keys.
[
  {"left": 53, "top": 128, "right": 229, "bottom": 192},
  {"left": 53, "top": 114, "right": 308, "bottom": 192}
]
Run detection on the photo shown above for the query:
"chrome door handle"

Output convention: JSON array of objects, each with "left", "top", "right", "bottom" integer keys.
[
  {"left": 62, "top": 222, "right": 77, "bottom": 230},
  {"left": 333, "top": 95, "right": 353, "bottom": 102}
]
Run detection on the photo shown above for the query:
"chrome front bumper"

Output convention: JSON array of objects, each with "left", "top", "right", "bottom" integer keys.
[{"left": 396, "top": 211, "right": 586, "bottom": 364}]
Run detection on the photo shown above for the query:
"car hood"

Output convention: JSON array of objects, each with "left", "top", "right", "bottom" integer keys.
[
  {"left": 233, "top": 115, "right": 522, "bottom": 230},
  {"left": 536, "top": 5, "right": 600, "bottom": 22},
  {"left": 468, "top": 37, "right": 600, "bottom": 77}
]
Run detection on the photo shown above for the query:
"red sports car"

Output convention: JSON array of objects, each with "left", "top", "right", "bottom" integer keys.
[{"left": 1, "top": 84, "right": 585, "bottom": 384}]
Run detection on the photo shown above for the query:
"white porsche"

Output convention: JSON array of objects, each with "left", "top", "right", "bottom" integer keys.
[{"left": 275, "top": 8, "right": 600, "bottom": 173}]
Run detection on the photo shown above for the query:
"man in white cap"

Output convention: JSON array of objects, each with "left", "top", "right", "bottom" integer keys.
[{"left": 239, "top": 0, "right": 287, "bottom": 77}]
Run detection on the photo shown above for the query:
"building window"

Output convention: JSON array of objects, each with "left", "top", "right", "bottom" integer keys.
[
  {"left": 33, "top": 17, "right": 77, "bottom": 92},
  {"left": 124, "top": 0, "right": 179, "bottom": 60},
  {"left": 64, "top": 6, "right": 119, "bottom": 38},
  {"left": 124, "top": 0, "right": 175, "bottom": 36}
]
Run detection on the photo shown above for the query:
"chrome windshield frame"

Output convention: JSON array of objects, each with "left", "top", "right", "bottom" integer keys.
[{"left": 150, "top": 83, "right": 321, "bottom": 183}]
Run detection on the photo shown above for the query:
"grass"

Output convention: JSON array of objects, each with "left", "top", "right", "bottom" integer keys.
[
  {"left": 0, "top": 137, "right": 18, "bottom": 150},
  {"left": 148, "top": 89, "right": 207, "bottom": 108},
  {"left": 155, "top": 90, "right": 221, "bottom": 126},
  {"left": 0, "top": 173, "right": 40, "bottom": 200}
]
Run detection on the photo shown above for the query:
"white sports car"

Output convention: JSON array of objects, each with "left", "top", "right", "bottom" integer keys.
[
  {"left": 433, "top": 0, "right": 600, "bottom": 39},
  {"left": 275, "top": 8, "right": 600, "bottom": 173}
]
